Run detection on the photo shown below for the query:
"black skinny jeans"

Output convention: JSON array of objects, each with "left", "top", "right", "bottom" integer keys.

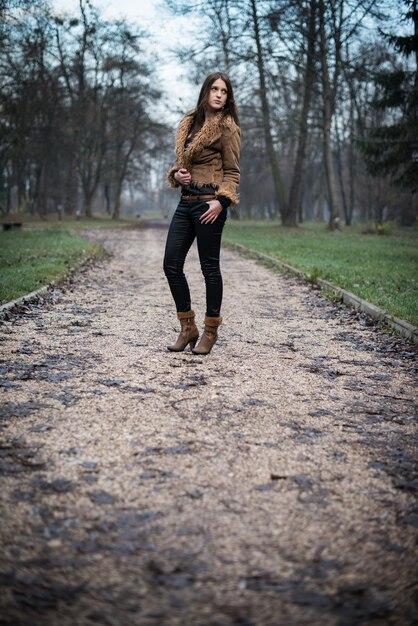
[{"left": 163, "top": 188, "right": 227, "bottom": 317}]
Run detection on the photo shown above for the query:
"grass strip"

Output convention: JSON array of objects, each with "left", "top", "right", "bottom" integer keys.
[
  {"left": 223, "top": 221, "right": 418, "bottom": 327},
  {"left": 0, "top": 229, "right": 102, "bottom": 304}
]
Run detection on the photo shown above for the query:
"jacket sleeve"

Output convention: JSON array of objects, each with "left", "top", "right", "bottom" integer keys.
[
  {"left": 166, "top": 123, "right": 182, "bottom": 188},
  {"left": 166, "top": 113, "right": 192, "bottom": 188},
  {"left": 215, "top": 125, "right": 241, "bottom": 206},
  {"left": 167, "top": 164, "right": 181, "bottom": 188}
]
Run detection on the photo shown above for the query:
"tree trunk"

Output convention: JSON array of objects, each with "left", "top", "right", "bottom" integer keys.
[
  {"left": 112, "top": 200, "right": 120, "bottom": 220},
  {"left": 412, "top": 0, "right": 418, "bottom": 117},
  {"left": 112, "top": 189, "right": 121, "bottom": 220},
  {"left": 347, "top": 94, "right": 355, "bottom": 226},
  {"left": 6, "top": 166, "right": 12, "bottom": 214},
  {"left": 318, "top": 0, "right": 340, "bottom": 230},
  {"left": 284, "top": 0, "right": 316, "bottom": 227},
  {"left": 104, "top": 183, "right": 111, "bottom": 215},
  {"left": 64, "top": 154, "right": 77, "bottom": 215},
  {"left": 250, "top": 0, "right": 286, "bottom": 218},
  {"left": 84, "top": 194, "right": 93, "bottom": 218},
  {"left": 112, "top": 168, "right": 124, "bottom": 220},
  {"left": 334, "top": 114, "right": 349, "bottom": 225}
]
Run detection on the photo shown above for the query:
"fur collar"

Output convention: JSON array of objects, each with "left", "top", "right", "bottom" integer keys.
[{"left": 175, "top": 111, "right": 233, "bottom": 170}]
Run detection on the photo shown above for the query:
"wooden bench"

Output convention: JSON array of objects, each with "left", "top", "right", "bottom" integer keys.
[{"left": 2, "top": 222, "right": 23, "bottom": 231}]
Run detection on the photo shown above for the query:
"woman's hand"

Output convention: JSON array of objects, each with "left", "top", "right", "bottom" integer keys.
[
  {"left": 174, "top": 168, "right": 191, "bottom": 186},
  {"left": 200, "top": 200, "right": 223, "bottom": 224}
]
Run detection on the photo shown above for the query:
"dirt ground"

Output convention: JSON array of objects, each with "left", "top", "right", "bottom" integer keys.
[{"left": 0, "top": 225, "right": 417, "bottom": 626}]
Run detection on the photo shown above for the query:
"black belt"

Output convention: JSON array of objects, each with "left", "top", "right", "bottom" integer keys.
[{"left": 181, "top": 194, "right": 216, "bottom": 201}]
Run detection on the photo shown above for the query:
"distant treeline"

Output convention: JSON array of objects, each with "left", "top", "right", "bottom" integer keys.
[
  {"left": 167, "top": 0, "right": 418, "bottom": 226},
  {"left": 0, "top": 0, "right": 167, "bottom": 219},
  {"left": 1, "top": 0, "right": 417, "bottom": 226}
]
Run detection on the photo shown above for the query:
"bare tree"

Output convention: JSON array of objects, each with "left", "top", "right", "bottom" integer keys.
[
  {"left": 249, "top": 0, "right": 287, "bottom": 216},
  {"left": 101, "top": 24, "right": 163, "bottom": 218},
  {"left": 0, "top": 0, "right": 163, "bottom": 217},
  {"left": 284, "top": 0, "right": 317, "bottom": 226},
  {"left": 318, "top": 0, "right": 341, "bottom": 228}
]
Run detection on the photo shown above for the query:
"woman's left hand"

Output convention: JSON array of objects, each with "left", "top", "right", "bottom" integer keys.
[{"left": 200, "top": 200, "right": 223, "bottom": 224}]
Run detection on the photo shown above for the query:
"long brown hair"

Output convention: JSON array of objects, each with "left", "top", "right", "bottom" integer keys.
[{"left": 190, "top": 72, "right": 240, "bottom": 134}]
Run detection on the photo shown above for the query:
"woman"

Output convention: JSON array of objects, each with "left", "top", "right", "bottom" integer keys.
[{"left": 163, "top": 72, "right": 240, "bottom": 355}]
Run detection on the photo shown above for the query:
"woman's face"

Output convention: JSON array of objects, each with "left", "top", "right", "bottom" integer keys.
[{"left": 207, "top": 78, "right": 228, "bottom": 112}]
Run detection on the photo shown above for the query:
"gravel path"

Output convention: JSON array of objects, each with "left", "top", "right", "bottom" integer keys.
[{"left": 1, "top": 226, "right": 417, "bottom": 626}]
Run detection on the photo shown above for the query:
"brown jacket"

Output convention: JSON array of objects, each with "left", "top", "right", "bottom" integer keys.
[{"left": 167, "top": 110, "right": 241, "bottom": 206}]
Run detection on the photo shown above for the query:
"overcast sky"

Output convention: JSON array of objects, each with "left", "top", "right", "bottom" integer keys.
[
  {"left": 52, "top": 0, "right": 170, "bottom": 29},
  {"left": 50, "top": 0, "right": 198, "bottom": 120}
]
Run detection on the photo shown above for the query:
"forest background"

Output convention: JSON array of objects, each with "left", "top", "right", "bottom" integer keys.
[{"left": 1, "top": 0, "right": 417, "bottom": 228}]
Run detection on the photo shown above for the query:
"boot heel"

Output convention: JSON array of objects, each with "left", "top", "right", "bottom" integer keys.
[
  {"left": 167, "top": 310, "right": 198, "bottom": 352},
  {"left": 191, "top": 316, "right": 222, "bottom": 355},
  {"left": 189, "top": 337, "right": 198, "bottom": 350}
]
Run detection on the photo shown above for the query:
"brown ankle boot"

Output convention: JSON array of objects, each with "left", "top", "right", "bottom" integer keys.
[
  {"left": 191, "top": 316, "right": 222, "bottom": 355},
  {"left": 167, "top": 310, "right": 199, "bottom": 352}
]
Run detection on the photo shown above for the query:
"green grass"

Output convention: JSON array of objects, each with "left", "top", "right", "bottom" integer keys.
[
  {"left": 223, "top": 221, "right": 418, "bottom": 327},
  {"left": 0, "top": 229, "right": 101, "bottom": 304}
]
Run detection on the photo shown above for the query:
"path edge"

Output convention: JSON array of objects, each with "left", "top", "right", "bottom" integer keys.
[
  {"left": 224, "top": 241, "right": 418, "bottom": 344},
  {"left": 0, "top": 249, "right": 106, "bottom": 319}
]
